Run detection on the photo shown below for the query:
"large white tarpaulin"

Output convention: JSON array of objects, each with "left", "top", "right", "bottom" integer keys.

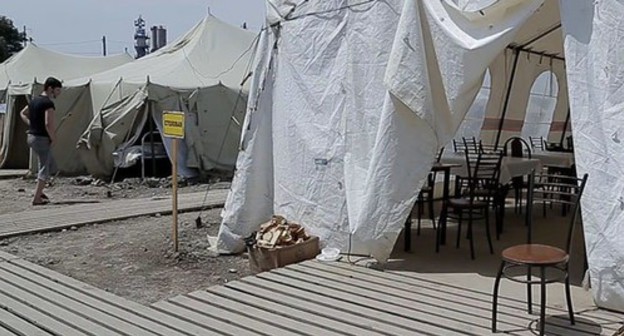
[
  {"left": 215, "top": 0, "right": 539, "bottom": 261},
  {"left": 215, "top": 0, "right": 624, "bottom": 312},
  {"left": 560, "top": 0, "right": 624, "bottom": 313}
]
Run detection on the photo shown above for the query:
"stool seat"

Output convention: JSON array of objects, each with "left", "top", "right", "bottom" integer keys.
[{"left": 502, "top": 244, "right": 568, "bottom": 266}]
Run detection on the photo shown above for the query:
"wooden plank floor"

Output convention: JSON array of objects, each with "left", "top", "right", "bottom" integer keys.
[
  {"left": 0, "top": 251, "right": 227, "bottom": 336},
  {"left": 0, "top": 190, "right": 227, "bottom": 238},
  {"left": 0, "top": 170, "right": 28, "bottom": 180},
  {"left": 0, "top": 247, "right": 621, "bottom": 335},
  {"left": 156, "top": 260, "right": 623, "bottom": 336}
]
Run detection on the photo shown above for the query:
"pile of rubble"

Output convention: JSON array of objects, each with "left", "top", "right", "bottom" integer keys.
[
  {"left": 70, "top": 176, "right": 196, "bottom": 189},
  {"left": 249, "top": 215, "right": 311, "bottom": 249}
]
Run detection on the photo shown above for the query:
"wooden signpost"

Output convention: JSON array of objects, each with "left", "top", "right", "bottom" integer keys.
[{"left": 162, "top": 111, "right": 185, "bottom": 252}]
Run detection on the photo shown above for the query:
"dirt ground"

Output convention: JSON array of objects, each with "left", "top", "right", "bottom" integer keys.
[
  {"left": 0, "top": 175, "right": 250, "bottom": 305},
  {"left": 0, "top": 175, "right": 224, "bottom": 216}
]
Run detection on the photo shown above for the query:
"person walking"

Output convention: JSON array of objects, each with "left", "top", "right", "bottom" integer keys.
[{"left": 19, "top": 77, "right": 62, "bottom": 205}]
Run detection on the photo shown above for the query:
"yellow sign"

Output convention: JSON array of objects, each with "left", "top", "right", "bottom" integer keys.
[{"left": 163, "top": 111, "right": 185, "bottom": 139}]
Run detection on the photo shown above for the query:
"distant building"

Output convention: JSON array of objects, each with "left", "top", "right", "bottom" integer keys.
[
  {"left": 134, "top": 16, "right": 149, "bottom": 59},
  {"left": 150, "top": 25, "right": 167, "bottom": 53}
]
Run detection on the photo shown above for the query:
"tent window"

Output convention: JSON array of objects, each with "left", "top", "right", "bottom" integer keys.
[
  {"left": 521, "top": 71, "right": 558, "bottom": 139},
  {"left": 454, "top": 69, "right": 491, "bottom": 140}
]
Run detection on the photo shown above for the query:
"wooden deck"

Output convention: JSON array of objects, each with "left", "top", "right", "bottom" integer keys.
[
  {"left": 0, "top": 170, "right": 28, "bottom": 180},
  {"left": 0, "top": 190, "right": 227, "bottom": 238},
  {"left": 155, "top": 260, "right": 623, "bottom": 336},
  {"left": 0, "top": 248, "right": 621, "bottom": 335},
  {"left": 0, "top": 251, "right": 225, "bottom": 336}
]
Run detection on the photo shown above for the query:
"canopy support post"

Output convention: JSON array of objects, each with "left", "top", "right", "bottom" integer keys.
[
  {"left": 560, "top": 107, "right": 571, "bottom": 146},
  {"left": 494, "top": 49, "right": 520, "bottom": 149}
]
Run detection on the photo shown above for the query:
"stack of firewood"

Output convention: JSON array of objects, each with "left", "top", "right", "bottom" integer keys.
[{"left": 252, "top": 215, "right": 310, "bottom": 249}]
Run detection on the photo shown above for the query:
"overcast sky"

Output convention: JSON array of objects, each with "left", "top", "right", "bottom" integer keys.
[{"left": 2, "top": 0, "right": 266, "bottom": 56}]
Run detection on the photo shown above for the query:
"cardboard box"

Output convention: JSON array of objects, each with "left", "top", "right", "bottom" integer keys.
[{"left": 247, "top": 236, "right": 320, "bottom": 274}]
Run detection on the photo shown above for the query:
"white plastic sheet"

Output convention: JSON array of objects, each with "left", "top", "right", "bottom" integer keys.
[
  {"left": 561, "top": 0, "right": 624, "bottom": 313},
  {"left": 216, "top": 0, "right": 624, "bottom": 311}
]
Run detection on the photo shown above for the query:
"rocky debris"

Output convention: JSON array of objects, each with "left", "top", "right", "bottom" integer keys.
[
  {"left": 91, "top": 179, "right": 107, "bottom": 187},
  {"left": 43, "top": 257, "right": 60, "bottom": 265},
  {"left": 123, "top": 178, "right": 143, "bottom": 185},
  {"left": 144, "top": 178, "right": 161, "bottom": 188},
  {"left": 73, "top": 176, "right": 94, "bottom": 186}
]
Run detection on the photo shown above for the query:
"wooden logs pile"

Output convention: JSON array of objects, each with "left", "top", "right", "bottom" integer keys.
[{"left": 253, "top": 215, "right": 310, "bottom": 249}]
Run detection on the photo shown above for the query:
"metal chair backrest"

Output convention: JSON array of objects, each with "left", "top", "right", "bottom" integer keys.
[
  {"left": 566, "top": 135, "right": 574, "bottom": 151},
  {"left": 503, "top": 136, "right": 532, "bottom": 159},
  {"left": 529, "top": 136, "right": 545, "bottom": 151},
  {"left": 459, "top": 136, "right": 480, "bottom": 154},
  {"left": 464, "top": 150, "right": 503, "bottom": 200},
  {"left": 452, "top": 139, "right": 461, "bottom": 153},
  {"left": 526, "top": 171, "right": 589, "bottom": 253},
  {"left": 454, "top": 137, "right": 478, "bottom": 153},
  {"left": 479, "top": 142, "right": 498, "bottom": 154},
  {"left": 435, "top": 146, "right": 445, "bottom": 162}
]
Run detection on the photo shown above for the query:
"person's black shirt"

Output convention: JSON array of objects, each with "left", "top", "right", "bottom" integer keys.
[{"left": 28, "top": 95, "right": 55, "bottom": 138}]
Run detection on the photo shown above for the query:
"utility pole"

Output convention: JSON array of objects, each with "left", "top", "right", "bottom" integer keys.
[
  {"left": 102, "top": 35, "right": 107, "bottom": 56},
  {"left": 23, "top": 25, "right": 28, "bottom": 46}
]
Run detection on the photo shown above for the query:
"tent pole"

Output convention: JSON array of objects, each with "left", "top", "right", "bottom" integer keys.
[
  {"left": 559, "top": 107, "right": 571, "bottom": 146},
  {"left": 494, "top": 49, "right": 520, "bottom": 149},
  {"left": 518, "top": 24, "right": 561, "bottom": 49},
  {"left": 149, "top": 106, "right": 156, "bottom": 177},
  {"left": 509, "top": 47, "right": 565, "bottom": 62}
]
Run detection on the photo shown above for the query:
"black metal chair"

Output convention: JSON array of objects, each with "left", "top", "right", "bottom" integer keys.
[
  {"left": 417, "top": 147, "right": 446, "bottom": 233},
  {"left": 529, "top": 136, "right": 545, "bottom": 151},
  {"left": 491, "top": 171, "right": 589, "bottom": 336},
  {"left": 404, "top": 147, "right": 445, "bottom": 251},
  {"left": 479, "top": 142, "right": 498, "bottom": 154},
  {"left": 503, "top": 137, "right": 532, "bottom": 214},
  {"left": 566, "top": 135, "right": 574, "bottom": 152},
  {"left": 453, "top": 136, "right": 480, "bottom": 153},
  {"left": 446, "top": 150, "right": 502, "bottom": 259}
]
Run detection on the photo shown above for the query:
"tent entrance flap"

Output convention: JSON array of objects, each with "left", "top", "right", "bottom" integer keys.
[{"left": 0, "top": 95, "right": 30, "bottom": 169}]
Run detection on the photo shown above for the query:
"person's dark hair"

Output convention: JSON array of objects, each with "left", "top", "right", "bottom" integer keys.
[{"left": 44, "top": 77, "right": 62, "bottom": 90}]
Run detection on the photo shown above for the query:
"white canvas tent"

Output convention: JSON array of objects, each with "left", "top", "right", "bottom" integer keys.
[
  {"left": 0, "top": 44, "right": 132, "bottom": 172},
  {"left": 214, "top": 0, "right": 624, "bottom": 312},
  {"left": 0, "top": 44, "right": 132, "bottom": 90},
  {"left": 70, "top": 15, "right": 257, "bottom": 178}
]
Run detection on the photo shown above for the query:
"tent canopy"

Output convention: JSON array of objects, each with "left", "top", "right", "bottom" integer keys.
[
  {"left": 216, "top": 0, "right": 624, "bottom": 312},
  {"left": 72, "top": 15, "right": 258, "bottom": 177},
  {"left": 0, "top": 44, "right": 132, "bottom": 88},
  {"left": 0, "top": 45, "right": 132, "bottom": 173}
]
